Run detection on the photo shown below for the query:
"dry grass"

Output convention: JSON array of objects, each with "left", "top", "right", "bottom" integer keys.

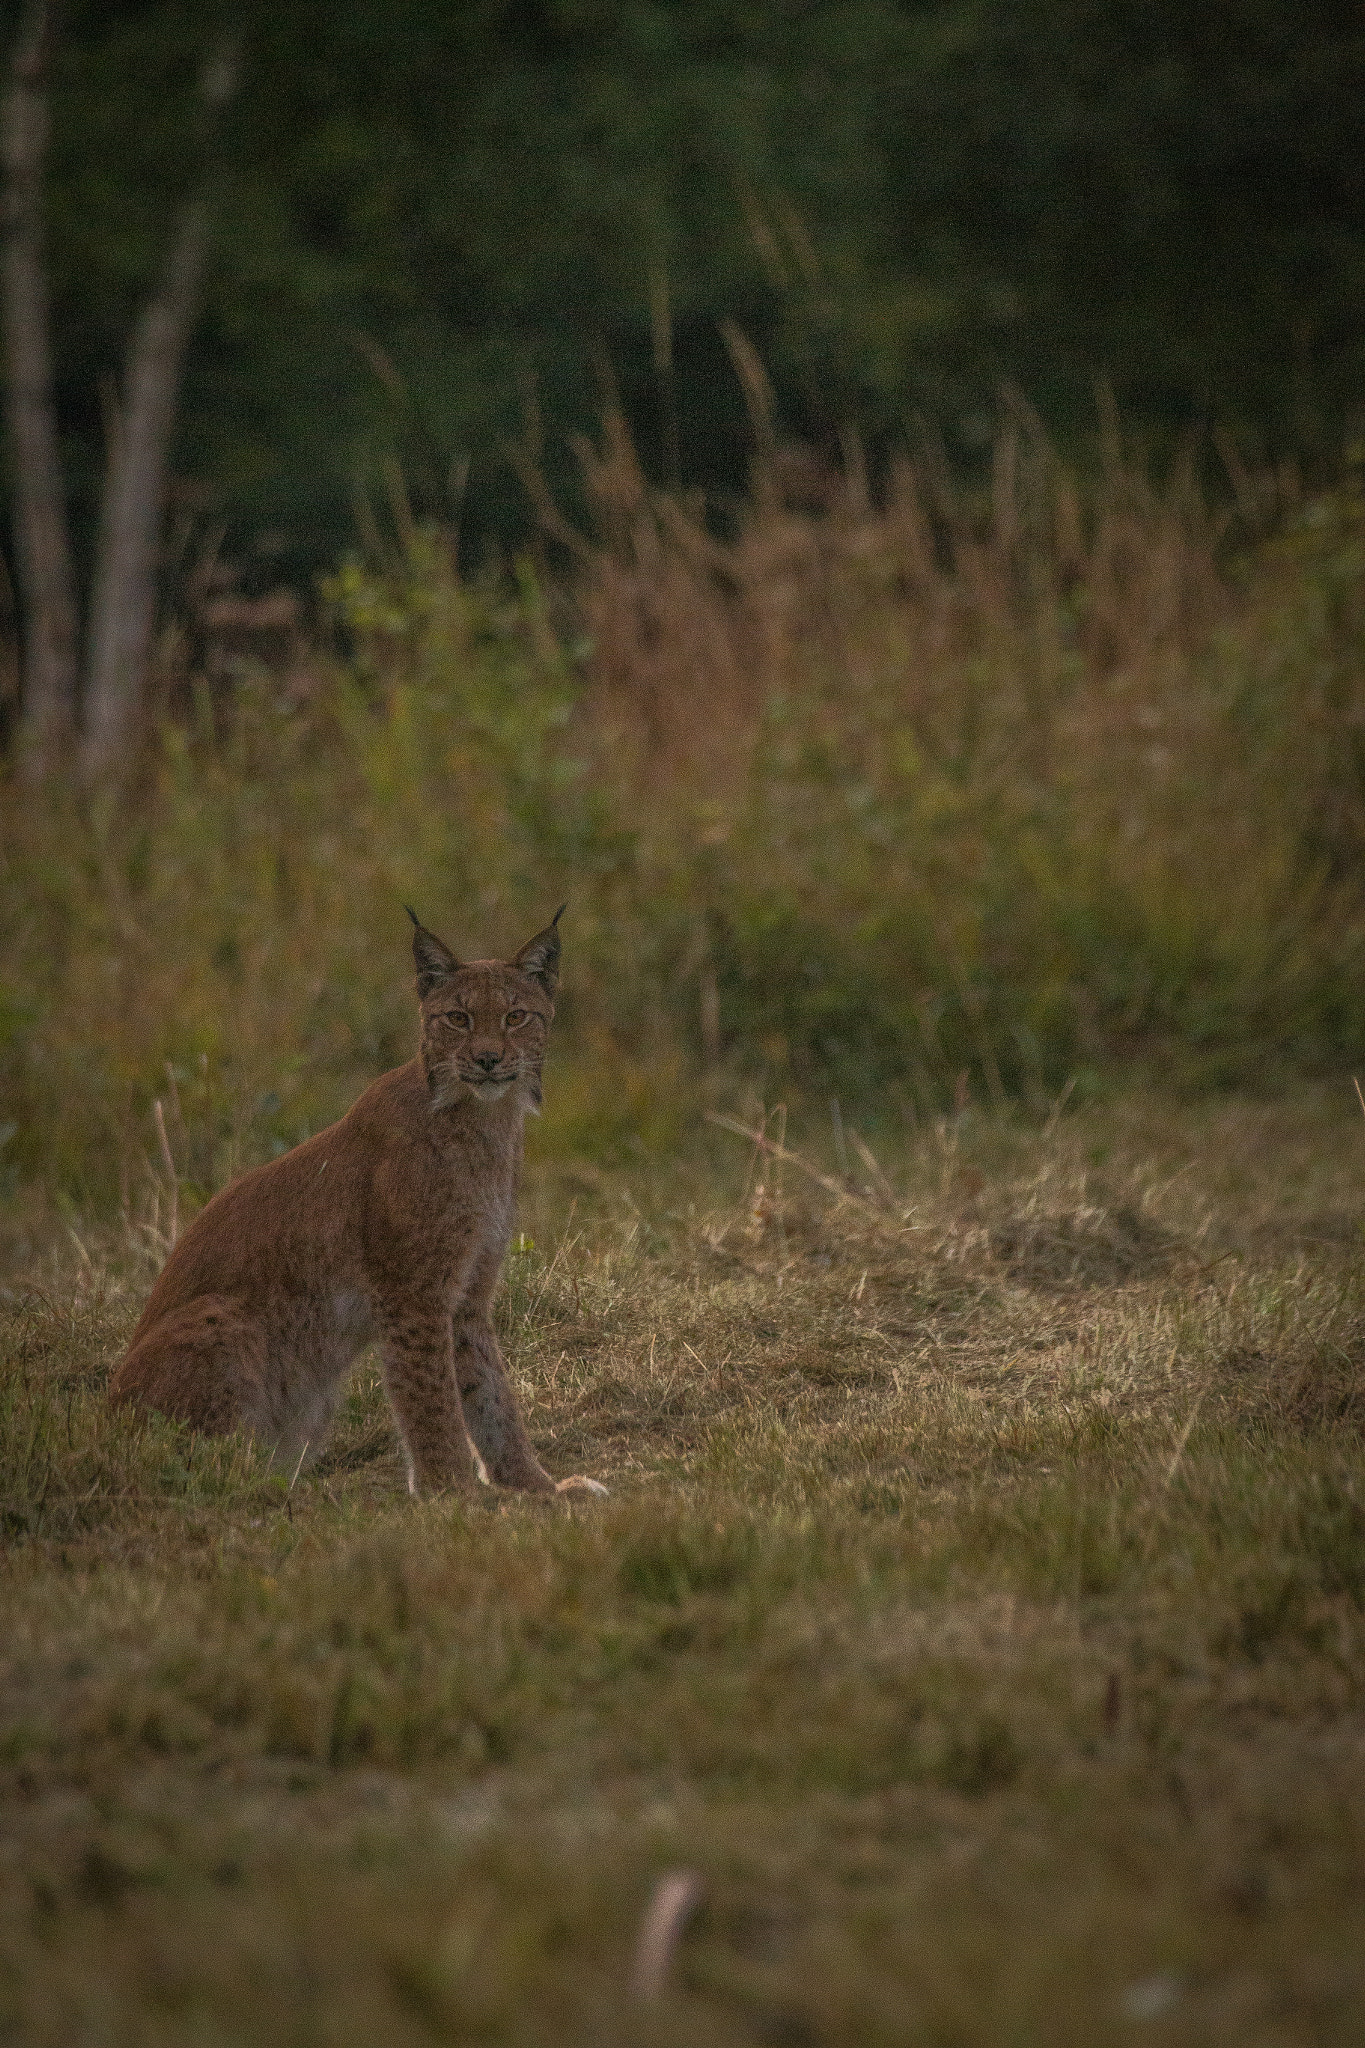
[
  {"left": 2, "top": 1084, "right": 1364, "bottom": 2044},
  {"left": 5, "top": 425, "right": 1365, "bottom": 1208}
]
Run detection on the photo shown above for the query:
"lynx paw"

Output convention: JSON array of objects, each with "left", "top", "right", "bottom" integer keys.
[{"left": 556, "top": 1474, "right": 609, "bottom": 1498}]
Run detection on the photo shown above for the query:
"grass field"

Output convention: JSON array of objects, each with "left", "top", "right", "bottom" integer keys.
[{"left": 2, "top": 1079, "right": 1364, "bottom": 2046}]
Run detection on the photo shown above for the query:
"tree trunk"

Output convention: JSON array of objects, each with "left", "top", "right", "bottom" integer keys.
[
  {"left": 81, "top": 196, "right": 209, "bottom": 776},
  {"left": 1, "top": 0, "right": 79, "bottom": 775}
]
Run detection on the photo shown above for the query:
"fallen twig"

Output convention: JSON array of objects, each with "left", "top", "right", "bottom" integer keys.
[
  {"left": 1161, "top": 1394, "right": 1205, "bottom": 1490},
  {"left": 153, "top": 1098, "right": 179, "bottom": 1248},
  {"left": 705, "top": 1113, "right": 887, "bottom": 1218},
  {"left": 631, "top": 1868, "right": 704, "bottom": 2002}
]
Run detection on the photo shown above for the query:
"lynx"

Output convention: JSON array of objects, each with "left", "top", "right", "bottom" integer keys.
[{"left": 109, "top": 908, "right": 605, "bottom": 1499}]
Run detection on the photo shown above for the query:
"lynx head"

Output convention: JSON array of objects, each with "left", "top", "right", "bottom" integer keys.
[{"left": 406, "top": 906, "right": 563, "bottom": 1113}]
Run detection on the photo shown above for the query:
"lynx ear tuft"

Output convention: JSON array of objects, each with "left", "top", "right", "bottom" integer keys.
[
  {"left": 405, "top": 906, "right": 462, "bottom": 998},
  {"left": 514, "top": 908, "right": 564, "bottom": 997}
]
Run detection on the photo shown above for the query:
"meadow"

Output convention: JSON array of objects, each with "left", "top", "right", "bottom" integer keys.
[
  {"left": 2, "top": 423, "right": 1365, "bottom": 2043},
  {"left": 3, "top": 1089, "right": 1365, "bottom": 2045}
]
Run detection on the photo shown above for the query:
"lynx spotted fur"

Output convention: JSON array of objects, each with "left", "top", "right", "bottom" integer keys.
[{"left": 109, "top": 909, "right": 605, "bottom": 1499}]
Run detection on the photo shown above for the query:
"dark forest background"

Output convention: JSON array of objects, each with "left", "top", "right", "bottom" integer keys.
[{"left": 11, "top": 0, "right": 1365, "bottom": 586}]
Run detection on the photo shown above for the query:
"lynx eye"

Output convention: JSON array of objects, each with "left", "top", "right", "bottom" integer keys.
[
  {"left": 445, "top": 1011, "right": 473, "bottom": 1031},
  {"left": 505, "top": 1008, "right": 529, "bottom": 1027}
]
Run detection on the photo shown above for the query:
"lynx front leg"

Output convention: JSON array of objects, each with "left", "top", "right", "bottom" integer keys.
[
  {"left": 453, "top": 1310, "right": 557, "bottom": 1494},
  {"left": 454, "top": 1254, "right": 607, "bottom": 1498},
  {"left": 374, "top": 1297, "right": 480, "bottom": 1496}
]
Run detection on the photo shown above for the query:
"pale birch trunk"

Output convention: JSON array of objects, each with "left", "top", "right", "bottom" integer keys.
[
  {"left": 1, "top": 0, "right": 78, "bottom": 775},
  {"left": 81, "top": 37, "right": 237, "bottom": 774},
  {"left": 80, "top": 197, "right": 209, "bottom": 775}
]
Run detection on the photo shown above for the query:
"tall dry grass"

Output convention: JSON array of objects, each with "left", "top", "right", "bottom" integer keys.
[{"left": 3, "top": 414, "right": 1365, "bottom": 1209}]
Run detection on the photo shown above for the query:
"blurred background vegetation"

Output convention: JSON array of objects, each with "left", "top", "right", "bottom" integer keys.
[
  {"left": 3, "top": 0, "right": 1365, "bottom": 1214},
  {"left": 15, "top": 0, "right": 1365, "bottom": 577}
]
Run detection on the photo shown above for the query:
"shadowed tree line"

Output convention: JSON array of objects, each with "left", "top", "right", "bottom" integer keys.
[{"left": 2, "top": 0, "right": 1363, "bottom": 770}]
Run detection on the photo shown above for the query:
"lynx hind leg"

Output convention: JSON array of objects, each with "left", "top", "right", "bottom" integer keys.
[
  {"left": 454, "top": 1313, "right": 607, "bottom": 1499},
  {"left": 267, "top": 1376, "right": 346, "bottom": 1481},
  {"left": 109, "top": 1297, "right": 270, "bottom": 1440}
]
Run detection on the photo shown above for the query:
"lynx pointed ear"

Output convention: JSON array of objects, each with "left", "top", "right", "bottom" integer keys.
[
  {"left": 405, "top": 906, "right": 462, "bottom": 998},
  {"left": 513, "top": 904, "right": 565, "bottom": 997}
]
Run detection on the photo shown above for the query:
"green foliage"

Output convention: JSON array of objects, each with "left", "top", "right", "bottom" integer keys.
[{"left": 17, "top": 0, "right": 1365, "bottom": 579}]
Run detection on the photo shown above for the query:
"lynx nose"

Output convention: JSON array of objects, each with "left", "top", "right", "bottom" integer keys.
[{"left": 473, "top": 1050, "right": 501, "bottom": 1072}]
